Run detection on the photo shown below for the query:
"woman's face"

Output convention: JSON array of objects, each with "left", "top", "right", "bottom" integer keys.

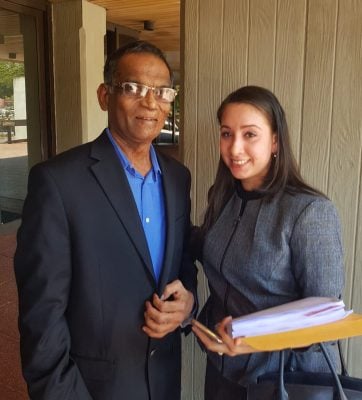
[{"left": 219, "top": 102, "right": 277, "bottom": 191}]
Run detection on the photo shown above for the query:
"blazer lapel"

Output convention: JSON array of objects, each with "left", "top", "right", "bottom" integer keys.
[
  {"left": 89, "top": 132, "right": 155, "bottom": 281},
  {"left": 157, "top": 154, "right": 177, "bottom": 294}
]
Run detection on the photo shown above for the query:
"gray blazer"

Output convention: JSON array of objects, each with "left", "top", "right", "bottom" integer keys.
[{"left": 198, "top": 189, "right": 344, "bottom": 386}]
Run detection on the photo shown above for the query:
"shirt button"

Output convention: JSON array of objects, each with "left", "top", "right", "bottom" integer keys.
[
  {"left": 150, "top": 349, "right": 157, "bottom": 357},
  {"left": 145, "top": 217, "right": 150, "bottom": 223}
]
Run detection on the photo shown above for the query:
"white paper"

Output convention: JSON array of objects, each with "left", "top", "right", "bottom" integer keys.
[{"left": 229, "top": 297, "right": 352, "bottom": 338}]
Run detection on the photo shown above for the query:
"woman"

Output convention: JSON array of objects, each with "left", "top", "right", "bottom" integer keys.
[{"left": 192, "top": 86, "right": 344, "bottom": 400}]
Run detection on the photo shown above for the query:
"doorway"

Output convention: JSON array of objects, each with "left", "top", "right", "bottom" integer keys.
[{"left": 0, "top": 0, "right": 48, "bottom": 227}]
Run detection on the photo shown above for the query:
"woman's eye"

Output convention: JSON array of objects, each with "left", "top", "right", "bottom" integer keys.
[
  {"left": 221, "top": 131, "right": 231, "bottom": 137},
  {"left": 245, "top": 131, "right": 256, "bottom": 138}
]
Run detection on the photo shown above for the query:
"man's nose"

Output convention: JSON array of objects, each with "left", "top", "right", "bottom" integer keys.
[{"left": 140, "top": 89, "right": 158, "bottom": 108}]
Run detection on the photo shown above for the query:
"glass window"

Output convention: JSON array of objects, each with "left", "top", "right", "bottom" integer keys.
[{"left": 0, "top": 3, "right": 48, "bottom": 226}]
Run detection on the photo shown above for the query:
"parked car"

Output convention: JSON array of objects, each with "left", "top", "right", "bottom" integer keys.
[{"left": 155, "top": 118, "right": 179, "bottom": 144}]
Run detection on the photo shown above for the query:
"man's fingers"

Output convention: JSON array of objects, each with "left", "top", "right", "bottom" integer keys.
[
  {"left": 160, "top": 279, "right": 183, "bottom": 300},
  {"left": 143, "top": 285, "right": 194, "bottom": 339},
  {"left": 144, "top": 301, "right": 184, "bottom": 327},
  {"left": 153, "top": 293, "right": 186, "bottom": 313},
  {"left": 143, "top": 305, "right": 183, "bottom": 338},
  {"left": 144, "top": 300, "right": 167, "bottom": 324}
]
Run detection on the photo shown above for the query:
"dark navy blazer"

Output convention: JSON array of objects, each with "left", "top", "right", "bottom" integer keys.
[{"left": 14, "top": 131, "right": 197, "bottom": 400}]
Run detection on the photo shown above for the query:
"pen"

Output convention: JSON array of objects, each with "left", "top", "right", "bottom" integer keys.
[{"left": 191, "top": 319, "right": 223, "bottom": 344}]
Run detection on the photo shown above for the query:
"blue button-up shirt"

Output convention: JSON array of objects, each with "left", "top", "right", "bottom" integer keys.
[{"left": 106, "top": 129, "right": 166, "bottom": 282}]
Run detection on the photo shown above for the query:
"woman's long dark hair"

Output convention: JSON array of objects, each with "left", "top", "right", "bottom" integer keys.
[{"left": 201, "top": 85, "right": 325, "bottom": 234}]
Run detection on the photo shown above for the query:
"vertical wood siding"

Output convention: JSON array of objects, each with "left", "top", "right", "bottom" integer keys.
[
  {"left": 329, "top": 0, "right": 362, "bottom": 372},
  {"left": 182, "top": 0, "right": 362, "bottom": 397}
]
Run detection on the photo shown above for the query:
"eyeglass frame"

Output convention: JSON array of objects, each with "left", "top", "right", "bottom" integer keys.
[{"left": 107, "top": 81, "right": 177, "bottom": 103}]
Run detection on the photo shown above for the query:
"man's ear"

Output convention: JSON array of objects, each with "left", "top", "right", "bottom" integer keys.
[{"left": 97, "top": 83, "right": 109, "bottom": 111}]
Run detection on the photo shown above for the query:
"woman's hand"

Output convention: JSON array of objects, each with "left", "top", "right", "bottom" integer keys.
[{"left": 192, "top": 316, "right": 259, "bottom": 356}]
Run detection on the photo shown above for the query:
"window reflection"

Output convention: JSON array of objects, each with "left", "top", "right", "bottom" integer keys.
[
  {"left": 0, "top": 9, "right": 27, "bottom": 224},
  {"left": 154, "top": 86, "right": 180, "bottom": 145}
]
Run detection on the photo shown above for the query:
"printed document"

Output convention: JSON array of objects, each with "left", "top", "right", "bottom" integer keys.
[{"left": 229, "top": 297, "right": 352, "bottom": 339}]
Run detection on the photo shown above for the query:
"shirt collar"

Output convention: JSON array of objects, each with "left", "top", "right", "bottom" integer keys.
[
  {"left": 106, "top": 128, "right": 162, "bottom": 179},
  {"left": 235, "top": 180, "right": 264, "bottom": 200}
]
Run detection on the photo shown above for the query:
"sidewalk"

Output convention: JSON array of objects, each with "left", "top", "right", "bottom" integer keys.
[
  {"left": 0, "top": 143, "right": 27, "bottom": 159},
  {"left": 0, "top": 228, "right": 28, "bottom": 399},
  {"left": 0, "top": 142, "right": 28, "bottom": 219}
]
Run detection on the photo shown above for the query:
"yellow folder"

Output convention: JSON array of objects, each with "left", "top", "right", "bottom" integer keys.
[{"left": 242, "top": 313, "right": 362, "bottom": 351}]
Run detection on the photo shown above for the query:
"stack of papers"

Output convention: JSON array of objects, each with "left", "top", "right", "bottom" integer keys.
[{"left": 229, "top": 297, "right": 352, "bottom": 339}]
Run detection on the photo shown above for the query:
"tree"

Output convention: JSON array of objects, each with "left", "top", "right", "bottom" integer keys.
[{"left": 0, "top": 62, "right": 25, "bottom": 99}]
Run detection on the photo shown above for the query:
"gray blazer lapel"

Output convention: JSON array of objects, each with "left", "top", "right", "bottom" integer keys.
[{"left": 89, "top": 132, "right": 155, "bottom": 281}]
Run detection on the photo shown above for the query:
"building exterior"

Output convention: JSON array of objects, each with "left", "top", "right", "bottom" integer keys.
[{"left": 0, "top": 1, "right": 361, "bottom": 398}]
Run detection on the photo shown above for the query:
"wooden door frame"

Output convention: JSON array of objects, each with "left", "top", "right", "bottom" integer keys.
[{"left": 0, "top": 0, "right": 52, "bottom": 160}]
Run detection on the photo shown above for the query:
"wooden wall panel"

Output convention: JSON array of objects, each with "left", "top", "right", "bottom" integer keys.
[
  {"left": 350, "top": 157, "right": 362, "bottom": 375},
  {"left": 51, "top": 0, "right": 106, "bottom": 152},
  {"left": 274, "top": 0, "right": 306, "bottom": 161},
  {"left": 248, "top": 0, "right": 277, "bottom": 89},
  {"left": 183, "top": 0, "right": 362, "bottom": 390},
  {"left": 183, "top": 1, "right": 225, "bottom": 398},
  {"left": 300, "top": 0, "right": 337, "bottom": 193},
  {"left": 182, "top": 0, "right": 199, "bottom": 223},
  {"left": 196, "top": 1, "right": 226, "bottom": 396},
  {"left": 221, "top": 0, "right": 249, "bottom": 97},
  {"left": 329, "top": 0, "right": 362, "bottom": 376},
  {"left": 51, "top": 0, "right": 83, "bottom": 152},
  {"left": 181, "top": 1, "right": 200, "bottom": 398},
  {"left": 330, "top": 0, "right": 362, "bottom": 310},
  {"left": 195, "top": 0, "right": 224, "bottom": 224}
]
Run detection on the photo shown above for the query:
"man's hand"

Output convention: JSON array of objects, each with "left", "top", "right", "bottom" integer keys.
[{"left": 143, "top": 279, "right": 194, "bottom": 338}]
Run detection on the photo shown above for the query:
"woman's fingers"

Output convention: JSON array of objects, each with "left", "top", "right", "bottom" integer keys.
[{"left": 193, "top": 316, "right": 259, "bottom": 356}]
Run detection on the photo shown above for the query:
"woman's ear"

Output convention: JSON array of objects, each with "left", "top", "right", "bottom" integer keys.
[
  {"left": 272, "top": 133, "right": 278, "bottom": 154},
  {"left": 97, "top": 83, "right": 109, "bottom": 111}
]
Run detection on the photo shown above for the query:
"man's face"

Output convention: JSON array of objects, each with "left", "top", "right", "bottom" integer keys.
[{"left": 98, "top": 52, "right": 172, "bottom": 148}]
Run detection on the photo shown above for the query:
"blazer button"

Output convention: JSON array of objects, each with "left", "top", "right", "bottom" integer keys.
[{"left": 150, "top": 349, "right": 157, "bottom": 357}]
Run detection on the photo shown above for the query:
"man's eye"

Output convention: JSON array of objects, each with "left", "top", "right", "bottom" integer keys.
[
  {"left": 124, "top": 83, "right": 137, "bottom": 93},
  {"left": 155, "top": 88, "right": 169, "bottom": 99}
]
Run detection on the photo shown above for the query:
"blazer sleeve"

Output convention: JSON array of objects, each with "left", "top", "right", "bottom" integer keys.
[
  {"left": 14, "top": 164, "right": 92, "bottom": 400},
  {"left": 290, "top": 198, "right": 345, "bottom": 298}
]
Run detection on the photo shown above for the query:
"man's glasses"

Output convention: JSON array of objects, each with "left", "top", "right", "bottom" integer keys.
[{"left": 109, "top": 82, "right": 177, "bottom": 103}]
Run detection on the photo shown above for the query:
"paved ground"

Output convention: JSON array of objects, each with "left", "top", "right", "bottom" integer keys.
[
  {"left": 0, "top": 143, "right": 29, "bottom": 397},
  {"left": 0, "top": 143, "right": 27, "bottom": 159},
  {"left": 0, "top": 230, "right": 28, "bottom": 399},
  {"left": 0, "top": 143, "right": 28, "bottom": 219}
]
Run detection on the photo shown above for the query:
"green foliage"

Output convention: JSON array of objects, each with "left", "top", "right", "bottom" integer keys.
[{"left": 0, "top": 62, "right": 25, "bottom": 99}]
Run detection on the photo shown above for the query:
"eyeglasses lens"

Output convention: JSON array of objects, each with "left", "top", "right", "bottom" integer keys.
[{"left": 116, "top": 82, "right": 176, "bottom": 103}]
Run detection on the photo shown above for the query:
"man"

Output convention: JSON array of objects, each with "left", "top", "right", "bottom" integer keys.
[{"left": 14, "top": 41, "right": 197, "bottom": 400}]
